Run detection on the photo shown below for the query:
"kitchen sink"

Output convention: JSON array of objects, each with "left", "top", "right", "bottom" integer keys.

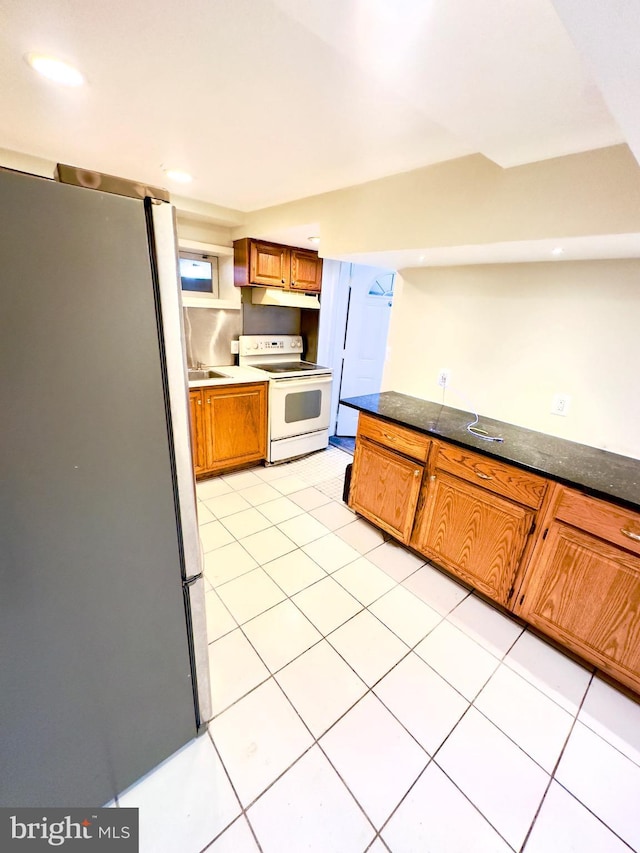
[{"left": 188, "top": 369, "right": 229, "bottom": 380}]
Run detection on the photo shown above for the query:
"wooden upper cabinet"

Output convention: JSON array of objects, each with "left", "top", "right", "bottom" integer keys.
[
  {"left": 234, "top": 238, "right": 322, "bottom": 292},
  {"left": 412, "top": 471, "right": 534, "bottom": 605},
  {"left": 250, "top": 241, "right": 290, "bottom": 288},
  {"left": 290, "top": 248, "right": 323, "bottom": 292},
  {"left": 516, "top": 487, "right": 640, "bottom": 693},
  {"left": 349, "top": 437, "right": 424, "bottom": 543}
]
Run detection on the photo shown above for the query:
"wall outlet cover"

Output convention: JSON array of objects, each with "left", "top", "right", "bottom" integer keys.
[{"left": 551, "top": 393, "right": 571, "bottom": 416}]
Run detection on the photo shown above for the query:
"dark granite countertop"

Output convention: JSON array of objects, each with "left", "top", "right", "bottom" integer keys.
[{"left": 341, "top": 392, "right": 640, "bottom": 513}]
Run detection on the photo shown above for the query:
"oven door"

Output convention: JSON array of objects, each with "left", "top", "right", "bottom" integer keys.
[{"left": 269, "top": 374, "right": 333, "bottom": 440}]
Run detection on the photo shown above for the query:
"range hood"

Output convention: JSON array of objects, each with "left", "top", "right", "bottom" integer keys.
[{"left": 251, "top": 287, "right": 320, "bottom": 310}]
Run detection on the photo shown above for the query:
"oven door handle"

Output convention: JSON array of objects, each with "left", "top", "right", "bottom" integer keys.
[{"left": 270, "top": 375, "right": 333, "bottom": 388}]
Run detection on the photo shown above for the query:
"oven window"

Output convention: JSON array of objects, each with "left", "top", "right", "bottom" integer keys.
[{"left": 284, "top": 390, "right": 321, "bottom": 423}]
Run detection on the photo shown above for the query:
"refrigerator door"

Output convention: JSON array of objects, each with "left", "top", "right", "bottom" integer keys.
[
  {"left": 149, "top": 199, "right": 211, "bottom": 724},
  {"left": 0, "top": 169, "right": 198, "bottom": 806}
]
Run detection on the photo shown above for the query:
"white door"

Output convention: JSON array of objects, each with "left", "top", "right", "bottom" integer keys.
[{"left": 336, "top": 268, "right": 395, "bottom": 436}]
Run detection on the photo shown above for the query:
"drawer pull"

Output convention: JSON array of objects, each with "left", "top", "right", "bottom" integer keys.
[
  {"left": 383, "top": 433, "right": 396, "bottom": 442},
  {"left": 475, "top": 470, "right": 493, "bottom": 480},
  {"left": 621, "top": 527, "right": 640, "bottom": 542},
  {"left": 197, "top": 399, "right": 202, "bottom": 405}
]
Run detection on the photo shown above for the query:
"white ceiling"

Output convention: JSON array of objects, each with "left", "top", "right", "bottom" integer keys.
[{"left": 0, "top": 0, "right": 630, "bottom": 213}]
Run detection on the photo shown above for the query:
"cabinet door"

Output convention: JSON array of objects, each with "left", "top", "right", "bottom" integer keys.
[
  {"left": 250, "top": 241, "right": 290, "bottom": 288},
  {"left": 517, "top": 522, "right": 640, "bottom": 692},
  {"left": 290, "top": 249, "right": 323, "bottom": 292},
  {"left": 415, "top": 471, "right": 533, "bottom": 605},
  {"left": 188, "top": 389, "right": 207, "bottom": 477},
  {"left": 204, "top": 383, "right": 267, "bottom": 471},
  {"left": 349, "top": 438, "right": 423, "bottom": 543}
]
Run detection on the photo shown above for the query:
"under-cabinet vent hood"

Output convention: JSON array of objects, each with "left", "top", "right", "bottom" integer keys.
[{"left": 251, "top": 287, "right": 320, "bottom": 310}]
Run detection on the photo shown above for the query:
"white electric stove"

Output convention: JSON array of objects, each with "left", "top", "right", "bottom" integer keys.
[{"left": 238, "top": 335, "right": 333, "bottom": 463}]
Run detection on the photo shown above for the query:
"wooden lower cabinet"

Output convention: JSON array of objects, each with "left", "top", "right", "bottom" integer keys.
[
  {"left": 350, "top": 438, "right": 424, "bottom": 543},
  {"left": 412, "top": 471, "right": 534, "bottom": 606},
  {"left": 189, "top": 383, "right": 267, "bottom": 477},
  {"left": 516, "top": 489, "right": 640, "bottom": 693},
  {"left": 189, "top": 389, "right": 208, "bottom": 476}
]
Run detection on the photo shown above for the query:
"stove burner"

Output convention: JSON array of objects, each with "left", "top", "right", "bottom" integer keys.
[{"left": 259, "top": 361, "right": 329, "bottom": 374}]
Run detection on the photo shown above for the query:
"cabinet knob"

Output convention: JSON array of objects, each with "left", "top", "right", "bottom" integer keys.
[
  {"left": 207, "top": 398, "right": 211, "bottom": 404},
  {"left": 197, "top": 399, "right": 201, "bottom": 405},
  {"left": 281, "top": 278, "right": 285, "bottom": 284},
  {"left": 414, "top": 469, "right": 420, "bottom": 478},
  {"left": 621, "top": 527, "right": 640, "bottom": 542}
]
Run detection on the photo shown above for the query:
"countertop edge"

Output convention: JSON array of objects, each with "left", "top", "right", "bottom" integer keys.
[{"left": 341, "top": 392, "right": 640, "bottom": 513}]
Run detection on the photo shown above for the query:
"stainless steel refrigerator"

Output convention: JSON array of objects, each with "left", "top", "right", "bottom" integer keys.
[{"left": 0, "top": 166, "right": 211, "bottom": 807}]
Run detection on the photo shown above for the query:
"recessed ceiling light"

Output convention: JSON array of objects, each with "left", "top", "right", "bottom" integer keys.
[
  {"left": 26, "top": 53, "right": 84, "bottom": 86},
  {"left": 164, "top": 169, "right": 193, "bottom": 184},
  {"left": 419, "top": 255, "right": 425, "bottom": 262},
  {"left": 551, "top": 246, "right": 565, "bottom": 256},
  {"left": 308, "top": 236, "right": 320, "bottom": 244}
]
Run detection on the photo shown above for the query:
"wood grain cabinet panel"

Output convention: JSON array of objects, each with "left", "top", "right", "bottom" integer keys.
[
  {"left": 290, "top": 248, "right": 323, "bottom": 292},
  {"left": 234, "top": 238, "right": 322, "bottom": 292},
  {"left": 188, "top": 389, "right": 207, "bottom": 477},
  {"left": 349, "top": 438, "right": 424, "bottom": 543},
  {"left": 250, "top": 241, "right": 290, "bottom": 288},
  {"left": 414, "top": 471, "right": 534, "bottom": 605},
  {"left": 358, "top": 413, "right": 430, "bottom": 462},
  {"left": 516, "top": 521, "right": 640, "bottom": 692},
  {"left": 188, "top": 383, "right": 267, "bottom": 478},
  {"left": 435, "top": 443, "right": 547, "bottom": 509}
]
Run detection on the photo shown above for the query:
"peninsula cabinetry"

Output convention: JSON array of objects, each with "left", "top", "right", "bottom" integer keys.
[
  {"left": 233, "top": 238, "right": 323, "bottom": 292},
  {"left": 515, "top": 487, "right": 640, "bottom": 692},
  {"left": 348, "top": 407, "right": 640, "bottom": 695},
  {"left": 188, "top": 383, "right": 267, "bottom": 478}
]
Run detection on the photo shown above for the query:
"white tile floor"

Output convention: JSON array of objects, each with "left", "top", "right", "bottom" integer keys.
[{"left": 118, "top": 447, "right": 640, "bottom": 853}]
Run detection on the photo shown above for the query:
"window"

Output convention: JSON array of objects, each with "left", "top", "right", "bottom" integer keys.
[
  {"left": 368, "top": 272, "right": 395, "bottom": 298},
  {"left": 179, "top": 251, "right": 219, "bottom": 297}
]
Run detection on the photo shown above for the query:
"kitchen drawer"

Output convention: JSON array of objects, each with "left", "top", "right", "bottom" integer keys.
[
  {"left": 556, "top": 487, "right": 640, "bottom": 557},
  {"left": 357, "top": 413, "right": 430, "bottom": 462},
  {"left": 435, "top": 443, "right": 547, "bottom": 509}
]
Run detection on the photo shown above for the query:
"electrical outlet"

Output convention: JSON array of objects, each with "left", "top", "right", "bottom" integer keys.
[
  {"left": 551, "top": 393, "right": 571, "bottom": 416},
  {"left": 437, "top": 368, "right": 450, "bottom": 388}
]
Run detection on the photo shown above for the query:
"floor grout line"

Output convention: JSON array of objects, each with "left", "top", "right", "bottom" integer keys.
[{"left": 195, "top": 455, "right": 639, "bottom": 853}]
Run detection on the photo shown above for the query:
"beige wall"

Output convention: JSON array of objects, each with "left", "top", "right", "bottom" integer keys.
[
  {"left": 239, "top": 145, "right": 640, "bottom": 258},
  {"left": 383, "top": 260, "right": 640, "bottom": 459},
  {"left": 175, "top": 214, "right": 235, "bottom": 247}
]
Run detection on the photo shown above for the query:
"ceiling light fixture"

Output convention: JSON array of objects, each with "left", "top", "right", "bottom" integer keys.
[
  {"left": 308, "top": 236, "right": 320, "bottom": 244},
  {"left": 551, "top": 246, "right": 565, "bottom": 256},
  {"left": 164, "top": 169, "right": 193, "bottom": 184},
  {"left": 26, "top": 53, "right": 84, "bottom": 86}
]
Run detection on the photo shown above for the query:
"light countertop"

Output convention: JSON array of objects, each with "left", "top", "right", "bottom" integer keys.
[{"left": 187, "top": 365, "right": 268, "bottom": 388}]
